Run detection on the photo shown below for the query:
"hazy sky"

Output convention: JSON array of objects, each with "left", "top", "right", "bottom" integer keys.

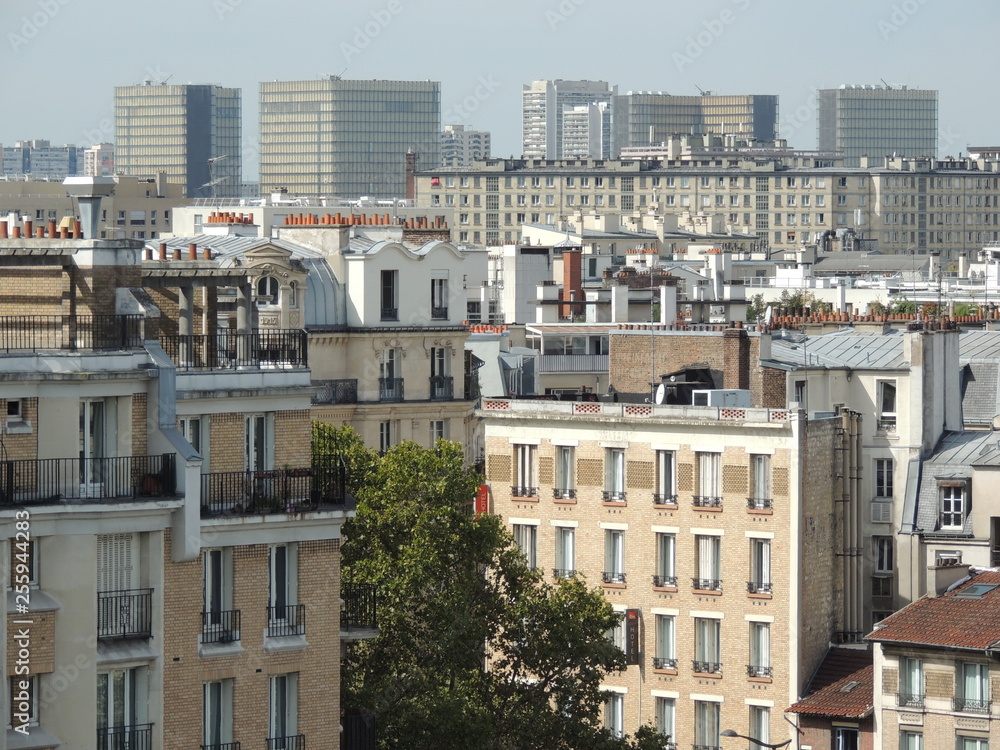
[{"left": 2, "top": 0, "right": 995, "bottom": 169}]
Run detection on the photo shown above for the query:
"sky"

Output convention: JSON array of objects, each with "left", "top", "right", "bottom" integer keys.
[{"left": 2, "top": 0, "right": 996, "bottom": 172}]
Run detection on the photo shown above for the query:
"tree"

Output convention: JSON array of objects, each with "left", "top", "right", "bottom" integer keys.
[
  {"left": 327, "top": 428, "right": 666, "bottom": 750},
  {"left": 746, "top": 293, "right": 766, "bottom": 323}
]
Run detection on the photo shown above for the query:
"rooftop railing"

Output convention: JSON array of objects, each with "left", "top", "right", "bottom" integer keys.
[
  {"left": 0, "top": 314, "right": 144, "bottom": 352},
  {"left": 159, "top": 329, "right": 307, "bottom": 370}
]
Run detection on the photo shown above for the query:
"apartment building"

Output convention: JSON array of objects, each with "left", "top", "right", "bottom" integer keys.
[
  {"left": 2, "top": 140, "right": 78, "bottom": 179},
  {"left": 0, "top": 182, "right": 368, "bottom": 749},
  {"left": 522, "top": 80, "right": 617, "bottom": 160},
  {"left": 480, "top": 387, "right": 840, "bottom": 747},
  {"left": 440, "top": 125, "right": 491, "bottom": 168},
  {"left": 787, "top": 648, "right": 875, "bottom": 750},
  {"left": 868, "top": 567, "right": 1000, "bottom": 750},
  {"left": 818, "top": 85, "right": 938, "bottom": 167},
  {"left": 260, "top": 78, "right": 440, "bottom": 200},
  {"left": 413, "top": 155, "right": 1000, "bottom": 260},
  {"left": 115, "top": 83, "right": 242, "bottom": 199},
  {"left": 83, "top": 143, "right": 115, "bottom": 177}
]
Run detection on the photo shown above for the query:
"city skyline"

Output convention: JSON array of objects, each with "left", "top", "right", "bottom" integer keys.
[{"left": 2, "top": 0, "right": 997, "bottom": 175}]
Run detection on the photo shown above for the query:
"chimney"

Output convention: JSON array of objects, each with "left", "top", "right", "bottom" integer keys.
[
  {"left": 928, "top": 560, "right": 971, "bottom": 597},
  {"left": 560, "top": 249, "right": 583, "bottom": 319},
  {"left": 405, "top": 150, "right": 418, "bottom": 200},
  {"left": 723, "top": 325, "right": 751, "bottom": 391},
  {"left": 63, "top": 176, "right": 116, "bottom": 239}
]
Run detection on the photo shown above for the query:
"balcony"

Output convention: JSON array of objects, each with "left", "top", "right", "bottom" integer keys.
[
  {"left": 200, "top": 458, "right": 346, "bottom": 517},
  {"left": 202, "top": 745, "right": 241, "bottom": 750},
  {"left": 693, "top": 495, "right": 723, "bottom": 509},
  {"left": 603, "top": 490, "right": 627, "bottom": 503},
  {"left": 510, "top": 486, "right": 538, "bottom": 498},
  {"left": 379, "top": 377, "right": 404, "bottom": 402},
  {"left": 430, "top": 306, "right": 448, "bottom": 320},
  {"left": 653, "top": 493, "right": 678, "bottom": 506},
  {"left": 747, "top": 581, "right": 773, "bottom": 595},
  {"left": 97, "top": 724, "right": 153, "bottom": 750},
  {"left": 692, "top": 578, "right": 722, "bottom": 592},
  {"left": 0, "top": 314, "right": 144, "bottom": 353},
  {"left": 747, "top": 497, "right": 773, "bottom": 511},
  {"left": 653, "top": 575, "right": 678, "bottom": 588},
  {"left": 747, "top": 665, "right": 773, "bottom": 678},
  {"left": 429, "top": 375, "right": 454, "bottom": 401},
  {"left": 0, "top": 453, "right": 176, "bottom": 506},
  {"left": 653, "top": 657, "right": 677, "bottom": 670},
  {"left": 692, "top": 660, "right": 723, "bottom": 675},
  {"left": 201, "top": 609, "right": 241, "bottom": 644},
  {"left": 342, "top": 712, "right": 375, "bottom": 750},
  {"left": 266, "top": 737, "right": 305, "bottom": 750},
  {"left": 312, "top": 379, "right": 358, "bottom": 405},
  {"left": 341, "top": 583, "right": 377, "bottom": 632},
  {"left": 553, "top": 568, "right": 576, "bottom": 579},
  {"left": 380, "top": 307, "right": 398, "bottom": 321},
  {"left": 602, "top": 572, "right": 626, "bottom": 585},
  {"left": 552, "top": 488, "right": 576, "bottom": 500},
  {"left": 267, "top": 604, "right": 305, "bottom": 637},
  {"left": 953, "top": 697, "right": 991, "bottom": 713},
  {"left": 97, "top": 589, "right": 153, "bottom": 640},
  {"left": 537, "top": 354, "right": 609, "bottom": 373},
  {"left": 877, "top": 417, "right": 897, "bottom": 433},
  {"left": 159, "top": 330, "right": 307, "bottom": 371},
  {"left": 896, "top": 692, "right": 924, "bottom": 709}
]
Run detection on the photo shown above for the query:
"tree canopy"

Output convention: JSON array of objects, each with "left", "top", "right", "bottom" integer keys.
[{"left": 314, "top": 424, "right": 668, "bottom": 750}]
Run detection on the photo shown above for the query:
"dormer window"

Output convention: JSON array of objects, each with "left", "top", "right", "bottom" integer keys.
[
  {"left": 256, "top": 276, "right": 280, "bottom": 307},
  {"left": 939, "top": 481, "right": 968, "bottom": 531}
]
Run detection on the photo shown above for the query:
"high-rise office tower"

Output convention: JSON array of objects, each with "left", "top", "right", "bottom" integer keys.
[
  {"left": 522, "top": 80, "right": 617, "bottom": 159},
  {"left": 260, "top": 77, "right": 440, "bottom": 199},
  {"left": 441, "top": 125, "right": 491, "bottom": 168},
  {"left": 115, "top": 83, "right": 242, "bottom": 198},
  {"left": 611, "top": 92, "right": 779, "bottom": 155},
  {"left": 817, "top": 85, "right": 938, "bottom": 166}
]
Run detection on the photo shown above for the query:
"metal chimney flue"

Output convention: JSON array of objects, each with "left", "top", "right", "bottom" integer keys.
[{"left": 63, "top": 176, "right": 116, "bottom": 240}]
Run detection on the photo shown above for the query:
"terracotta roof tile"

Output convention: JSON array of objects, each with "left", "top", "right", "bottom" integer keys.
[
  {"left": 787, "top": 648, "right": 874, "bottom": 719},
  {"left": 866, "top": 570, "right": 1000, "bottom": 650}
]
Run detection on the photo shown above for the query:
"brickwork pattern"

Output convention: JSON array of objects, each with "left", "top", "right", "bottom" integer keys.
[
  {"left": 1, "top": 398, "right": 38, "bottom": 461},
  {"left": 677, "top": 462, "right": 693, "bottom": 492},
  {"left": 577, "top": 459, "right": 602, "bottom": 487},
  {"left": 131, "top": 393, "right": 148, "bottom": 456},
  {"left": 925, "top": 669, "right": 954, "bottom": 698},
  {"left": 210, "top": 413, "right": 247, "bottom": 472},
  {"left": 773, "top": 467, "right": 789, "bottom": 496},
  {"left": 0, "top": 268, "right": 65, "bottom": 316},
  {"left": 274, "top": 409, "right": 312, "bottom": 467},
  {"left": 6, "top": 611, "right": 54, "bottom": 675},
  {"left": 883, "top": 667, "right": 899, "bottom": 695},
  {"left": 626, "top": 461, "right": 653, "bottom": 490},
  {"left": 538, "top": 457, "right": 554, "bottom": 486},
  {"left": 488, "top": 454, "right": 511, "bottom": 483},
  {"left": 722, "top": 465, "right": 748, "bottom": 494}
]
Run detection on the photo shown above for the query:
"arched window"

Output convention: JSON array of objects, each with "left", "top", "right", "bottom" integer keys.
[
  {"left": 256, "top": 276, "right": 280, "bottom": 306},
  {"left": 288, "top": 281, "right": 298, "bottom": 309}
]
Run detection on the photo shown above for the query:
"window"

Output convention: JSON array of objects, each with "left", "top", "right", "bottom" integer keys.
[
  {"left": 179, "top": 416, "right": 205, "bottom": 471},
  {"left": 513, "top": 444, "right": 537, "bottom": 497},
  {"left": 877, "top": 381, "right": 897, "bottom": 432},
  {"left": 97, "top": 667, "right": 147, "bottom": 737},
  {"left": 749, "top": 454, "right": 771, "bottom": 509},
  {"left": 874, "top": 536, "right": 893, "bottom": 574},
  {"left": 430, "top": 278, "right": 448, "bottom": 319},
  {"left": 957, "top": 663, "right": 990, "bottom": 712},
  {"left": 269, "top": 673, "right": 298, "bottom": 746},
  {"left": 554, "top": 526, "right": 574, "bottom": 577},
  {"left": 898, "top": 657, "right": 923, "bottom": 707},
  {"left": 429, "top": 420, "right": 447, "bottom": 443},
  {"left": 875, "top": 458, "right": 894, "bottom": 498},
  {"left": 256, "top": 276, "right": 280, "bottom": 307},
  {"left": 203, "top": 548, "right": 236, "bottom": 643},
  {"left": 604, "top": 693, "right": 624, "bottom": 739},
  {"left": 604, "top": 448, "right": 626, "bottom": 502},
  {"left": 203, "top": 679, "right": 234, "bottom": 748},
  {"left": 695, "top": 452, "right": 721, "bottom": 506},
  {"left": 958, "top": 739, "right": 988, "bottom": 750},
  {"left": 603, "top": 530, "right": 625, "bottom": 584},
  {"left": 748, "top": 622, "right": 771, "bottom": 677},
  {"left": 749, "top": 538, "right": 771, "bottom": 594},
  {"left": 694, "top": 700, "right": 720, "bottom": 747},
  {"left": 655, "top": 697, "right": 675, "bottom": 742},
  {"left": 268, "top": 544, "right": 300, "bottom": 635},
  {"left": 834, "top": 727, "right": 859, "bottom": 750},
  {"left": 749, "top": 706, "right": 770, "bottom": 746},
  {"left": 379, "top": 420, "right": 394, "bottom": 453},
  {"left": 380, "top": 269, "right": 398, "bottom": 320},
  {"left": 513, "top": 524, "right": 537, "bottom": 570},
  {"left": 653, "top": 615, "right": 675, "bottom": 669},
  {"left": 940, "top": 484, "right": 967, "bottom": 530},
  {"left": 694, "top": 535, "right": 721, "bottom": 590},
  {"left": 654, "top": 450, "right": 675, "bottom": 504},
  {"left": 9, "top": 675, "right": 37, "bottom": 729},
  {"left": 655, "top": 533, "right": 676, "bottom": 587},
  {"left": 694, "top": 618, "right": 721, "bottom": 673},
  {"left": 900, "top": 732, "right": 923, "bottom": 750},
  {"left": 554, "top": 446, "right": 575, "bottom": 499},
  {"left": 245, "top": 414, "right": 273, "bottom": 472}
]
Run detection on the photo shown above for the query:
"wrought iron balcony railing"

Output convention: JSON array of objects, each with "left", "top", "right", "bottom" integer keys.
[
  {"left": 747, "top": 665, "right": 773, "bottom": 678},
  {"left": 896, "top": 692, "right": 924, "bottom": 709},
  {"left": 266, "top": 736, "right": 305, "bottom": 750},
  {"left": 692, "top": 578, "right": 722, "bottom": 591},
  {"left": 97, "top": 589, "right": 153, "bottom": 640},
  {"left": 97, "top": 723, "right": 152, "bottom": 750},
  {"left": 693, "top": 495, "right": 723, "bottom": 508},
  {"left": 510, "top": 486, "right": 538, "bottom": 498},
  {"left": 653, "top": 574, "right": 678, "bottom": 588},
  {"left": 747, "top": 581, "right": 773, "bottom": 594},
  {"left": 553, "top": 568, "right": 576, "bottom": 579},
  {"left": 430, "top": 306, "right": 448, "bottom": 320},
  {"left": 603, "top": 490, "right": 627, "bottom": 502},
  {"left": 201, "top": 609, "right": 241, "bottom": 644},
  {"left": 602, "top": 572, "right": 626, "bottom": 585},
  {"left": 380, "top": 307, "right": 398, "bottom": 321},
  {"left": 267, "top": 604, "right": 305, "bottom": 637},
  {"left": 341, "top": 583, "right": 377, "bottom": 631},
  {"left": 653, "top": 493, "right": 678, "bottom": 506},
  {"left": 0, "top": 453, "right": 176, "bottom": 506},
  {"left": 553, "top": 488, "right": 576, "bottom": 500},
  {"left": 429, "top": 376, "right": 454, "bottom": 401},
  {"left": 0, "top": 314, "right": 144, "bottom": 353},
  {"left": 653, "top": 657, "right": 677, "bottom": 670},
  {"left": 201, "top": 744, "right": 241, "bottom": 750},
  {"left": 200, "top": 457, "right": 346, "bottom": 517},
  {"left": 159, "top": 329, "right": 307, "bottom": 370},
  {"left": 953, "top": 696, "right": 991, "bottom": 713},
  {"left": 747, "top": 497, "right": 773, "bottom": 510},
  {"left": 379, "top": 377, "right": 404, "bottom": 402},
  {"left": 692, "top": 660, "right": 722, "bottom": 674}
]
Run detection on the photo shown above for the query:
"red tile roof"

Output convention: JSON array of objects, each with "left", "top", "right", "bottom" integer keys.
[
  {"left": 787, "top": 648, "right": 874, "bottom": 719},
  {"left": 866, "top": 570, "right": 1000, "bottom": 650}
]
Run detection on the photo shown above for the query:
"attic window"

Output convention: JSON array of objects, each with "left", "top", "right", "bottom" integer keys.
[
  {"left": 839, "top": 680, "right": 860, "bottom": 693},
  {"left": 256, "top": 276, "right": 280, "bottom": 307},
  {"left": 955, "top": 584, "right": 999, "bottom": 599}
]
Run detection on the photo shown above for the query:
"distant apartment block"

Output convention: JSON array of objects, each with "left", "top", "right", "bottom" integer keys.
[
  {"left": 2, "top": 139, "right": 78, "bottom": 179},
  {"left": 817, "top": 85, "right": 938, "bottom": 167},
  {"left": 115, "top": 82, "right": 242, "bottom": 198},
  {"left": 83, "top": 142, "right": 115, "bottom": 176},
  {"left": 612, "top": 92, "right": 778, "bottom": 154},
  {"left": 260, "top": 77, "right": 441, "bottom": 200},
  {"left": 522, "top": 80, "right": 617, "bottom": 159},
  {"left": 441, "top": 125, "right": 491, "bottom": 168},
  {"left": 562, "top": 102, "right": 612, "bottom": 159}
]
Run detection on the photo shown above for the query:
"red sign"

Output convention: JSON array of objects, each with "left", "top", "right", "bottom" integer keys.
[
  {"left": 625, "top": 609, "right": 641, "bottom": 666},
  {"left": 474, "top": 484, "right": 490, "bottom": 514}
]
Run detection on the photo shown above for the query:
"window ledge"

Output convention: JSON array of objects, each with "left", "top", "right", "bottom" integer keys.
[
  {"left": 692, "top": 671, "right": 723, "bottom": 679},
  {"left": 653, "top": 504, "right": 679, "bottom": 511},
  {"left": 602, "top": 502, "right": 627, "bottom": 508},
  {"left": 747, "top": 676, "right": 773, "bottom": 684},
  {"left": 263, "top": 633, "right": 309, "bottom": 653},
  {"left": 601, "top": 583, "right": 627, "bottom": 590},
  {"left": 746, "top": 509, "right": 774, "bottom": 516},
  {"left": 692, "top": 589, "right": 723, "bottom": 596},
  {"left": 6, "top": 590, "right": 60, "bottom": 614},
  {"left": 653, "top": 586, "right": 679, "bottom": 594},
  {"left": 747, "top": 593, "right": 773, "bottom": 600},
  {"left": 652, "top": 668, "right": 678, "bottom": 676},
  {"left": 552, "top": 498, "right": 577, "bottom": 505},
  {"left": 198, "top": 640, "right": 245, "bottom": 659},
  {"left": 7, "top": 727, "right": 61, "bottom": 750},
  {"left": 96, "top": 639, "right": 159, "bottom": 666},
  {"left": 694, "top": 507, "right": 724, "bottom": 513}
]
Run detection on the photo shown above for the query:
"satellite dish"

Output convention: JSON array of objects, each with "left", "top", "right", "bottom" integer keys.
[
  {"left": 763, "top": 305, "right": 773, "bottom": 326},
  {"left": 654, "top": 384, "right": 667, "bottom": 404}
]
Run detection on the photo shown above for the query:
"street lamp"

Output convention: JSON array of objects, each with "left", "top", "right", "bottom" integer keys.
[{"left": 720, "top": 728, "right": 792, "bottom": 749}]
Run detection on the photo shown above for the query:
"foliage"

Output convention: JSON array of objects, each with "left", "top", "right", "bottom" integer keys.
[
  {"left": 324, "top": 429, "right": 665, "bottom": 750},
  {"left": 746, "top": 293, "right": 766, "bottom": 323},
  {"left": 921, "top": 302, "right": 940, "bottom": 317},
  {"left": 954, "top": 302, "right": 980, "bottom": 317},
  {"left": 869, "top": 300, "right": 887, "bottom": 316},
  {"left": 776, "top": 289, "right": 832, "bottom": 314},
  {"left": 311, "top": 421, "right": 379, "bottom": 495},
  {"left": 890, "top": 299, "right": 917, "bottom": 315}
]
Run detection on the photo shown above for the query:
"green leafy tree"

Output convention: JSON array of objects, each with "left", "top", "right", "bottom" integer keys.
[
  {"left": 327, "top": 429, "right": 667, "bottom": 750},
  {"left": 746, "top": 293, "right": 766, "bottom": 323},
  {"left": 890, "top": 299, "right": 917, "bottom": 315},
  {"left": 777, "top": 289, "right": 832, "bottom": 314}
]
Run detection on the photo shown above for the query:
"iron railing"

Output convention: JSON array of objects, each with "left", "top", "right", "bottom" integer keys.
[
  {"left": 267, "top": 604, "right": 305, "bottom": 637},
  {"left": 693, "top": 495, "right": 723, "bottom": 508},
  {"left": 653, "top": 493, "right": 678, "bottom": 506},
  {"left": 747, "top": 665, "right": 773, "bottom": 678},
  {"left": 200, "top": 458, "right": 346, "bottom": 517},
  {"left": 311, "top": 379, "right": 358, "bottom": 405},
  {"left": 602, "top": 572, "right": 626, "bottom": 585},
  {"left": 342, "top": 712, "right": 375, "bottom": 750},
  {"left": 0, "top": 453, "right": 175, "bottom": 506},
  {"left": 379, "top": 377, "right": 404, "bottom": 402},
  {"left": 896, "top": 692, "right": 924, "bottom": 709},
  {"left": 159, "top": 330, "right": 307, "bottom": 371},
  {"left": 380, "top": 307, "right": 398, "bottom": 321},
  {"left": 201, "top": 744, "right": 241, "bottom": 750},
  {"left": 97, "top": 589, "right": 153, "bottom": 640},
  {"left": 553, "top": 568, "right": 576, "bottom": 579},
  {"left": 430, "top": 306, "right": 448, "bottom": 320},
  {"left": 747, "top": 497, "right": 773, "bottom": 510},
  {"left": 97, "top": 724, "right": 152, "bottom": 750},
  {"left": 0, "top": 314, "right": 144, "bottom": 352},
  {"left": 747, "top": 581, "right": 773, "bottom": 594},
  {"left": 653, "top": 657, "right": 677, "bottom": 670},
  {"left": 510, "top": 486, "right": 538, "bottom": 498},
  {"left": 553, "top": 488, "right": 576, "bottom": 500},
  {"left": 603, "top": 490, "right": 627, "bottom": 502},
  {"left": 653, "top": 575, "right": 678, "bottom": 588},
  {"left": 692, "top": 578, "right": 722, "bottom": 591},
  {"left": 692, "top": 661, "right": 723, "bottom": 674},
  {"left": 201, "top": 609, "right": 241, "bottom": 644},
  {"left": 266, "top": 737, "right": 305, "bottom": 750},
  {"left": 877, "top": 417, "right": 898, "bottom": 433},
  {"left": 537, "top": 354, "right": 609, "bottom": 373},
  {"left": 341, "top": 583, "right": 377, "bottom": 631},
  {"left": 953, "top": 696, "right": 991, "bottom": 713},
  {"left": 429, "top": 376, "right": 454, "bottom": 400}
]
